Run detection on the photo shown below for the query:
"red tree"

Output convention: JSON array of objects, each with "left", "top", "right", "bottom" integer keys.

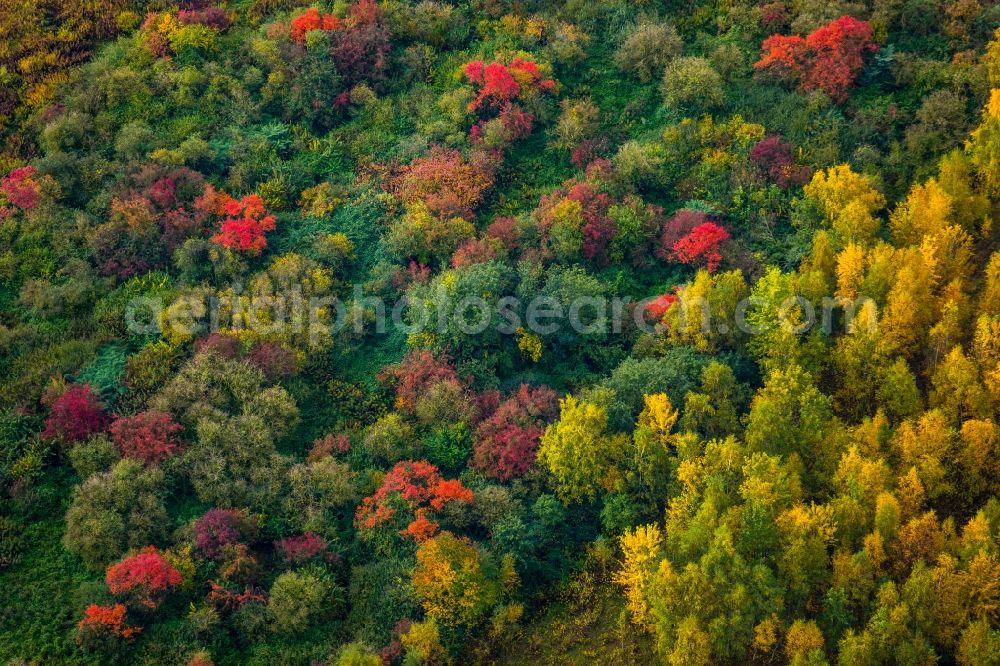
[
  {"left": 105, "top": 547, "right": 182, "bottom": 608},
  {"left": 276, "top": 533, "right": 327, "bottom": 563},
  {"left": 645, "top": 293, "right": 679, "bottom": 321},
  {"left": 755, "top": 16, "right": 877, "bottom": 102},
  {"left": 246, "top": 341, "right": 297, "bottom": 381},
  {"left": 464, "top": 58, "right": 556, "bottom": 113},
  {"left": 534, "top": 179, "right": 615, "bottom": 264},
  {"left": 43, "top": 384, "right": 107, "bottom": 443},
  {"left": 202, "top": 189, "right": 276, "bottom": 256},
  {"left": 290, "top": 7, "right": 340, "bottom": 43},
  {"left": 379, "top": 350, "right": 462, "bottom": 413},
  {"left": 108, "top": 411, "right": 183, "bottom": 463},
  {"left": 77, "top": 604, "right": 141, "bottom": 643},
  {"left": 656, "top": 210, "right": 709, "bottom": 259},
  {"left": 485, "top": 216, "right": 521, "bottom": 251},
  {"left": 307, "top": 433, "right": 351, "bottom": 460},
  {"left": 471, "top": 384, "right": 559, "bottom": 481},
  {"left": 749, "top": 135, "right": 812, "bottom": 188},
  {"left": 178, "top": 7, "right": 230, "bottom": 30},
  {"left": 194, "top": 508, "right": 257, "bottom": 558},
  {"left": 1, "top": 166, "right": 42, "bottom": 211},
  {"left": 470, "top": 103, "right": 535, "bottom": 145},
  {"left": 396, "top": 147, "right": 493, "bottom": 220},
  {"left": 670, "top": 222, "right": 730, "bottom": 272},
  {"left": 355, "top": 460, "right": 474, "bottom": 541},
  {"left": 193, "top": 331, "right": 243, "bottom": 359},
  {"left": 330, "top": 0, "right": 391, "bottom": 85},
  {"left": 451, "top": 237, "right": 501, "bottom": 268}
]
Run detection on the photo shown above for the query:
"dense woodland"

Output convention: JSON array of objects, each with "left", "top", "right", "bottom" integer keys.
[{"left": 1, "top": 0, "right": 1000, "bottom": 664}]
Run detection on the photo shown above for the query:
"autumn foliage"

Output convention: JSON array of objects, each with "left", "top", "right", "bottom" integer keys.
[
  {"left": 396, "top": 147, "right": 493, "bottom": 220},
  {"left": 199, "top": 188, "right": 276, "bottom": 255},
  {"left": 463, "top": 58, "right": 556, "bottom": 113},
  {"left": 379, "top": 350, "right": 462, "bottom": 413},
  {"left": 1, "top": 166, "right": 42, "bottom": 212},
  {"left": 290, "top": 8, "right": 340, "bottom": 43},
  {"left": 43, "top": 384, "right": 107, "bottom": 443},
  {"left": 77, "top": 603, "right": 141, "bottom": 643},
  {"left": 534, "top": 179, "right": 614, "bottom": 263},
  {"left": 108, "top": 411, "right": 183, "bottom": 463},
  {"left": 755, "top": 16, "right": 877, "bottom": 102},
  {"left": 645, "top": 293, "right": 679, "bottom": 321},
  {"left": 355, "top": 460, "right": 474, "bottom": 542},
  {"left": 669, "top": 222, "right": 730, "bottom": 272},
  {"left": 275, "top": 533, "right": 327, "bottom": 563},
  {"left": 750, "top": 135, "right": 812, "bottom": 187},
  {"left": 472, "top": 384, "right": 559, "bottom": 481},
  {"left": 194, "top": 508, "right": 257, "bottom": 558},
  {"left": 105, "top": 547, "right": 182, "bottom": 608}
]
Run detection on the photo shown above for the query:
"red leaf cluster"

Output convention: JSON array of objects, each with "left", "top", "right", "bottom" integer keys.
[
  {"left": 204, "top": 190, "right": 276, "bottom": 255},
  {"left": 463, "top": 58, "right": 556, "bottom": 112},
  {"left": 749, "top": 135, "right": 812, "bottom": 188},
  {"left": 470, "top": 103, "right": 535, "bottom": 145},
  {"left": 92, "top": 167, "right": 209, "bottom": 277},
  {"left": 397, "top": 147, "right": 493, "bottom": 220},
  {"left": 178, "top": 6, "right": 229, "bottom": 30},
  {"left": 194, "top": 508, "right": 257, "bottom": 558},
  {"left": 570, "top": 136, "right": 610, "bottom": 169},
  {"left": 656, "top": 209, "right": 709, "bottom": 260},
  {"left": 670, "top": 222, "right": 730, "bottom": 273},
  {"left": 535, "top": 180, "right": 615, "bottom": 263},
  {"left": 330, "top": 0, "right": 391, "bottom": 86},
  {"left": 485, "top": 216, "right": 521, "bottom": 251},
  {"left": 1, "top": 166, "right": 41, "bottom": 211},
  {"left": 471, "top": 384, "right": 559, "bottom": 481},
  {"left": 77, "top": 604, "right": 141, "bottom": 642},
  {"left": 43, "top": 384, "right": 107, "bottom": 443},
  {"left": 109, "top": 411, "right": 183, "bottom": 463},
  {"left": 275, "top": 533, "right": 327, "bottom": 563},
  {"left": 206, "top": 581, "right": 265, "bottom": 610},
  {"left": 308, "top": 433, "right": 351, "bottom": 461},
  {"left": 451, "top": 237, "right": 501, "bottom": 269},
  {"left": 105, "top": 547, "right": 182, "bottom": 608},
  {"left": 290, "top": 7, "right": 341, "bottom": 43},
  {"left": 193, "top": 331, "right": 243, "bottom": 359},
  {"left": 355, "top": 460, "right": 474, "bottom": 541},
  {"left": 644, "top": 293, "right": 679, "bottom": 321},
  {"left": 246, "top": 340, "right": 297, "bottom": 381},
  {"left": 755, "top": 16, "right": 877, "bottom": 102},
  {"left": 379, "top": 350, "right": 461, "bottom": 413}
]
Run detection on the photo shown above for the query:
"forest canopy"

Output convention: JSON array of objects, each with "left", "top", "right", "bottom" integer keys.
[{"left": 1, "top": 0, "right": 1000, "bottom": 665}]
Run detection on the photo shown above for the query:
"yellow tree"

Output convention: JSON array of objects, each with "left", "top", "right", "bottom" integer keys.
[
  {"left": 835, "top": 242, "right": 866, "bottom": 301},
  {"left": 930, "top": 346, "right": 991, "bottom": 424},
  {"left": 967, "top": 89, "right": 1000, "bottom": 197},
  {"left": 614, "top": 523, "right": 664, "bottom": 627},
  {"left": 973, "top": 314, "right": 1000, "bottom": 407},
  {"left": 890, "top": 410, "right": 955, "bottom": 501},
  {"left": 980, "top": 253, "right": 1000, "bottom": 317},
  {"left": 878, "top": 244, "right": 939, "bottom": 357},
  {"left": 889, "top": 178, "right": 953, "bottom": 247},
  {"left": 958, "top": 419, "right": 998, "bottom": 497},
  {"left": 411, "top": 532, "right": 500, "bottom": 631},
  {"left": 664, "top": 269, "right": 749, "bottom": 353},
  {"left": 936, "top": 150, "right": 989, "bottom": 234},
  {"left": 803, "top": 164, "right": 886, "bottom": 246},
  {"left": 537, "top": 396, "right": 627, "bottom": 503}
]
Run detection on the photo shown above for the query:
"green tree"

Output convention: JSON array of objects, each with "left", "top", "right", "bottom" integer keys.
[
  {"left": 268, "top": 568, "right": 336, "bottom": 634},
  {"left": 64, "top": 459, "right": 168, "bottom": 570}
]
